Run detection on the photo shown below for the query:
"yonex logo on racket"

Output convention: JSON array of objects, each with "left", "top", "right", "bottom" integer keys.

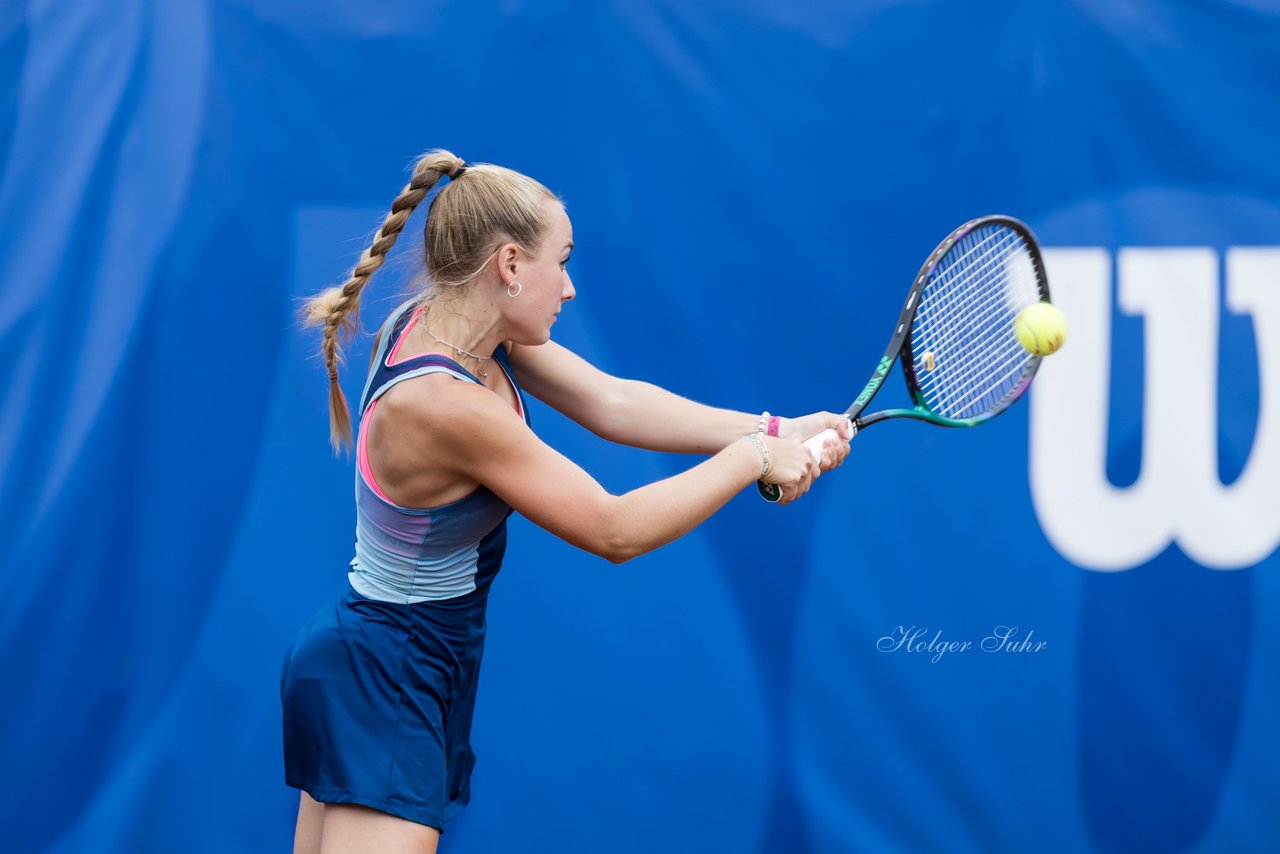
[
  {"left": 854, "top": 357, "right": 894, "bottom": 406},
  {"left": 1030, "top": 247, "right": 1280, "bottom": 571}
]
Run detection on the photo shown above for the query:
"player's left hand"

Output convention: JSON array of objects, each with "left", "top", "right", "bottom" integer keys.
[{"left": 778, "top": 412, "right": 854, "bottom": 472}]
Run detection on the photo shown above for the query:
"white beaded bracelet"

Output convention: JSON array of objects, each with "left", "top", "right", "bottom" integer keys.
[
  {"left": 746, "top": 432, "right": 771, "bottom": 479},
  {"left": 757, "top": 411, "right": 771, "bottom": 434}
]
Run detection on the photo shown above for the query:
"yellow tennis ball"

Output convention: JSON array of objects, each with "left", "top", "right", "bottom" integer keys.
[{"left": 1014, "top": 302, "right": 1068, "bottom": 356}]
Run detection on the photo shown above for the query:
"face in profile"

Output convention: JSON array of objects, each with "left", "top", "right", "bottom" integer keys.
[{"left": 511, "top": 201, "right": 575, "bottom": 343}]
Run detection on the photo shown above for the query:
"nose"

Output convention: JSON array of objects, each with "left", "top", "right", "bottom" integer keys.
[{"left": 562, "top": 276, "right": 576, "bottom": 302}]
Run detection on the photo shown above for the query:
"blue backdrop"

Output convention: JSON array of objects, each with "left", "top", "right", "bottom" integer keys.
[{"left": 3, "top": 1, "right": 1279, "bottom": 851}]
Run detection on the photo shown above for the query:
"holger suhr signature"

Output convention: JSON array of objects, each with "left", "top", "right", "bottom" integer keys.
[{"left": 877, "top": 626, "right": 1047, "bottom": 663}]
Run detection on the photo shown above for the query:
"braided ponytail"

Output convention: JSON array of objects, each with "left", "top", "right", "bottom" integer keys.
[{"left": 303, "top": 150, "right": 465, "bottom": 451}]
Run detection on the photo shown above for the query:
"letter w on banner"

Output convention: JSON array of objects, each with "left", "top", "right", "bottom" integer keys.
[{"left": 1031, "top": 248, "right": 1280, "bottom": 571}]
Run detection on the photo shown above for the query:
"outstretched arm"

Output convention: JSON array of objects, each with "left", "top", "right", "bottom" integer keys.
[
  {"left": 386, "top": 379, "right": 821, "bottom": 563},
  {"left": 509, "top": 340, "right": 852, "bottom": 460}
]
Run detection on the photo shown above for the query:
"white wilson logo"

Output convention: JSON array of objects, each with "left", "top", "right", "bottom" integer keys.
[{"left": 1031, "top": 248, "right": 1280, "bottom": 571}]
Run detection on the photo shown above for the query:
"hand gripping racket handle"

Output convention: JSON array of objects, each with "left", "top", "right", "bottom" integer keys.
[
  {"left": 801, "top": 428, "right": 841, "bottom": 459},
  {"left": 756, "top": 426, "right": 846, "bottom": 503}
]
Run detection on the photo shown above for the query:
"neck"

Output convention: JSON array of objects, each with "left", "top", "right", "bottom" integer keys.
[{"left": 421, "top": 300, "right": 503, "bottom": 375}]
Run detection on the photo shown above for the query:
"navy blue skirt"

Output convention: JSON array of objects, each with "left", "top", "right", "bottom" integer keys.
[{"left": 280, "top": 582, "right": 491, "bottom": 830}]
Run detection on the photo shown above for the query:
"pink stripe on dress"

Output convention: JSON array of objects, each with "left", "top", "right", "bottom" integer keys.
[{"left": 358, "top": 306, "right": 426, "bottom": 504}]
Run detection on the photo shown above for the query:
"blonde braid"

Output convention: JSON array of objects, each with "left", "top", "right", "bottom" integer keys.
[{"left": 303, "top": 150, "right": 465, "bottom": 451}]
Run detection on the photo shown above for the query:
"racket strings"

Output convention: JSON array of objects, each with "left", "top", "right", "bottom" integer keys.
[
  {"left": 917, "top": 250, "right": 1024, "bottom": 360},
  {"left": 916, "top": 230, "right": 1026, "bottom": 347},
  {"left": 917, "top": 248, "right": 1031, "bottom": 396},
  {"left": 915, "top": 251, "right": 1033, "bottom": 415},
  {"left": 916, "top": 275, "right": 1030, "bottom": 416},
  {"left": 918, "top": 318, "right": 1027, "bottom": 417},
  {"left": 910, "top": 225, "right": 1039, "bottom": 419},
  {"left": 920, "top": 228, "right": 1026, "bottom": 333}
]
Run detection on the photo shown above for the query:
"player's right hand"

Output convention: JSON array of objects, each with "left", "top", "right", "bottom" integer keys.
[{"left": 760, "top": 435, "right": 822, "bottom": 505}]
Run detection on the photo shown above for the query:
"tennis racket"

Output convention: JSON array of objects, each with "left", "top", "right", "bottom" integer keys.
[{"left": 760, "top": 215, "right": 1051, "bottom": 502}]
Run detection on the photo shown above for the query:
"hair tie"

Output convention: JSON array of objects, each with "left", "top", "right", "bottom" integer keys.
[{"left": 451, "top": 161, "right": 469, "bottom": 180}]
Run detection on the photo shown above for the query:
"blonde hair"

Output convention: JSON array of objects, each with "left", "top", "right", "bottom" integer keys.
[{"left": 303, "top": 149, "right": 559, "bottom": 451}]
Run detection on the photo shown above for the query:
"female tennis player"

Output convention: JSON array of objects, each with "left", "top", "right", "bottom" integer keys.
[{"left": 280, "top": 149, "right": 852, "bottom": 854}]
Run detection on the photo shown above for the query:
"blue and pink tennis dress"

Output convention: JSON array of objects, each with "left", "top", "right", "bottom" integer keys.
[{"left": 280, "top": 300, "right": 529, "bottom": 830}]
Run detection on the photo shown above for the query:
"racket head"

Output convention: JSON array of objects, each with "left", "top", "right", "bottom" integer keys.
[
  {"left": 759, "top": 216, "right": 1049, "bottom": 504},
  {"left": 893, "top": 215, "right": 1050, "bottom": 427}
]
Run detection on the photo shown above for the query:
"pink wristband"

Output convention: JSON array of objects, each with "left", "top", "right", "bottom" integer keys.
[{"left": 767, "top": 416, "right": 781, "bottom": 437}]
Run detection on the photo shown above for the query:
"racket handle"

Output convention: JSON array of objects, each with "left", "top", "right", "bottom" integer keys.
[
  {"left": 757, "top": 481, "right": 784, "bottom": 502},
  {"left": 802, "top": 428, "right": 840, "bottom": 462},
  {"left": 755, "top": 426, "right": 847, "bottom": 503}
]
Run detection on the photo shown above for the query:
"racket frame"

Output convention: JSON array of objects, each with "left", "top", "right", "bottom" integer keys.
[
  {"left": 847, "top": 214, "right": 1050, "bottom": 432},
  {"left": 756, "top": 215, "right": 1050, "bottom": 503}
]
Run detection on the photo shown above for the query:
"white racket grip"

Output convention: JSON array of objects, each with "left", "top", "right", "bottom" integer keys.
[
  {"left": 803, "top": 428, "right": 840, "bottom": 463},
  {"left": 756, "top": 420, "right": 855, "bottom": 503}
]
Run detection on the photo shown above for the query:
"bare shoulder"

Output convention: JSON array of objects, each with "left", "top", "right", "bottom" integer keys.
[
  {"left": 366, "top": 371, "right": 532, "bottom": 506},
  {"left": 377, "top": 372, "right": 522, "bottom": 450}
]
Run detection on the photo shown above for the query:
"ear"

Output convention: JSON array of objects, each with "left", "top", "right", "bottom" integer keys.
[{"left": 496, "top": 242, "right": 521, "bottom": 285}]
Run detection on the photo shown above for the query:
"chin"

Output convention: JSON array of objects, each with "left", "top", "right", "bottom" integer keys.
[{"left": 513, "top": 330, "right": 554, "bottom": 347}]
